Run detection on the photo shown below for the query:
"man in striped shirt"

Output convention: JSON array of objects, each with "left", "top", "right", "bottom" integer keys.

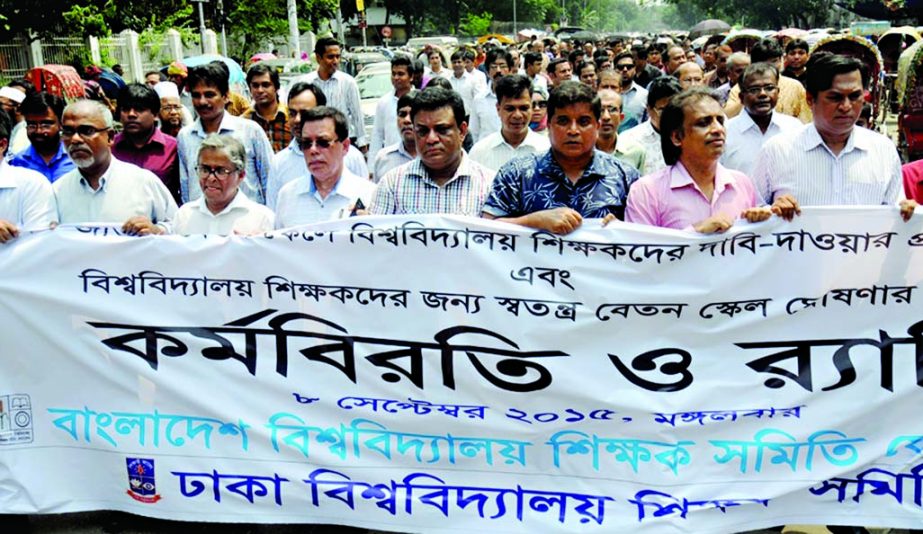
[
  {"left": 369, "top": 88, "right": 495, "bottom": 216},
  {"left": 752, "top": 53, "right": 916, "bottom": 221}
]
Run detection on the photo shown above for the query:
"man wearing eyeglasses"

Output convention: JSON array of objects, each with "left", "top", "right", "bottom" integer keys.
[
  {"left": 53, "top": 100, "right": 177, "bottom": 234},
  {"left": 370, "top": 88, "right": 495, "bottom": 216},
  {"left": 721, "top": 63, "right": 804, "bottom": 176},
  {"left": 752, "top": 54, "right": 916, "bottom": 222},
  {"left": 274, "top": 106, "right": 374, "bottom": 228},
  {"left": 612, "top": 52, "right": 647, "bottom": 133},
  {"left": 8, "top": 92, "right": 75, "bottom": 183}
]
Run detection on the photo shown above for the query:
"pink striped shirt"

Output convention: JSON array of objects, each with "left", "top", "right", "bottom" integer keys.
[{"left": 626, "top": 161, "right": 761, "bottom": 231}]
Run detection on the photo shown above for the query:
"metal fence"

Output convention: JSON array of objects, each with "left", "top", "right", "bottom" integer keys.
[
  {"left": 140, "top": 34, "right": 174, "bottom": 74},
  {"left": 0, "top": 38, "right": 31, "bottom": 79},
  {"left": 41, "top": 37, "right": 89, "bottom": 67}
]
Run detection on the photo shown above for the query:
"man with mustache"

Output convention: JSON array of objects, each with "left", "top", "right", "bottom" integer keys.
[
  {"left": 469, "top": 74, "right": 549, "bottom": 172},
  {"left": 622, "top": 87, "right": 771, "bottom": 233},
  {"left": 112, "top": 83, "right": 180, "bottom": 204},
  {"left": 53, "top": 99, "right": 177, "bottom": 234},
  {"left": 370, "top": 88, "right": 494, "bottom": 215},
  {"left": 721, "top": 63, "right": 803, "bottom": 176},
  {"left": 8, "top": 92, "right": 75, "bottom": 183}
]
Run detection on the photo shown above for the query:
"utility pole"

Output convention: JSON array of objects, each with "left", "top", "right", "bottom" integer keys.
[
  {"left": 217, "top": 0, "right": 228, "bottom": 56},
  {"left": 191, "top": 0, "right": 208, "bottom": 55},
  {"left": 287, "top": 0, "right": 300, "bottom": 58}
]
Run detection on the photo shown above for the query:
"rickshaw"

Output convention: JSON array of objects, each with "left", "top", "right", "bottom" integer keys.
[
  {"left": 25, "top": 65, "right": 85, "bottom": 103},
  {"left": 896, "top": 40, "right": 923, "bottom": 160},
  {"left": 722, "top": 30, "right": 765, "bottom": 54},
  {"left": 811, "top": 34, "right": 884, "bottom": 129},
  {"left": 877, "top": 27, "right": 921, "bottom": 113}
]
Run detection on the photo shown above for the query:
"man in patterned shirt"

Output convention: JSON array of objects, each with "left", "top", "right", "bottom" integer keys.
[
  {"left": 242, "top": 63, "right": 290, "bottom": 153},
  {"left": 369, "top": 88, "right": 495, "bottom": 215},
  {"left": 482, "top": 81, "right": 640, "bottom": 234}
]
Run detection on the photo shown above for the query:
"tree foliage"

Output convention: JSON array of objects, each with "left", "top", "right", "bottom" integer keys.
[{"left": 661, "top": 0, "right": 848, "bottom": 29}]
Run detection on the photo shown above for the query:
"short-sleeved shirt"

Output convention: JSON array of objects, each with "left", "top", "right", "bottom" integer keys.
[
  {"left": 468, "top": 130, "right": 550, "bottom": 172},
  {"left": 482, "top": 149, "right": 641, "bottom": 220},
  {"left": 626, "top": 161, "right": 761, "bottom": 230},
  {"left": 372, "top": 142, "right": 414, "bottom": 183},
  {"left": 173, "top": 191, "right": 275, "bottom": 236},
  {"left": 369, "top": 155, "right": 496, "bottom": 216},
  {"left": 8, "top": 143, "right": 75, "bottom": 183},
  {"left": 111, "top": 128, "right": 180, "bottom": 203}
]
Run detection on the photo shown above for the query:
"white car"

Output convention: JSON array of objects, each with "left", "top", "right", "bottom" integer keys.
[{"left": 356, "top": 61, "right": 394, "bottom": 140}]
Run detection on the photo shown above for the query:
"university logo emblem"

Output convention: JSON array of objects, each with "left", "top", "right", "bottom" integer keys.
[{"left": 126, "top": 458, "right": 161, "bottom": 503}]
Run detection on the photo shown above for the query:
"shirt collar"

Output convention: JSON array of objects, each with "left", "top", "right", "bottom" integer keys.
[
  {"left": 539, "top": 149, "right": 606, "bottom": 184},
  {"left": 79, "top": 157, "right": 118, "bottom": 192},
  {"left": 23, "top": 143, "right": 69, "bottom": 165},
  {"left": 407, "top": 153, "right": 473, "bottom": 186},
  {"left": 195, "top": 189, "right": 251, "bottom": 216},
  {"left": 113, "top": 128, "right": 168, "bottom": 149},
  {"left": 803, "top": 123, "right": 869, "bottom": 155},
  {"left": 297, "top": 167, "right": 362, "bottom": 197},
  {"left": 192, "top": 111, "right": 237, "bottom": 136},
  {"left": 669, "top": 160, "right": 737, "bottom": 194}
]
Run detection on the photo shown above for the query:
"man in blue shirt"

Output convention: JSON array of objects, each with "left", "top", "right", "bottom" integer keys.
[
  {"left": 482, "top": 81, "right": 640, "bottom": 235},
  {"left": 8, "top": 92, "right": 74, "bottom": 183}
]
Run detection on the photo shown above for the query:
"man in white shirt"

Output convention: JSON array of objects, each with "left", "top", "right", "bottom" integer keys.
[
  {"left": 621, "top": 76, "right": 683, "bottom": 176},
  {"left": 286, "top": 37, "right": 368, "bottom": 150},
  {"left": 368, "top": 55, "right": 414, "bottom": 167},
  {"left": 469, "top": 74, "right": 549, "bottom": 171},
  {"left": 275, "top": 107, "right": 375, "bottom": 228},
  {"left": 469, "top": 48, "right": 511, "bottom": 144},
  {"left": 372, "top": 92, "right": 417, "bottom": 183},
  {"left": 0, "top": 108, "right": 56, "bottom": 243},
  {"left": 267, "top": 82, "right": 368, "bottom": 209},
  {"left": 524, "top": 52, "right": 549, "bottom": 98},
  {"left": 173, "top": 134, "right": 274, "bottom": 235},
  {"left": 722, "top": 63, "right": 804, "bottom": 176},
  {"left": 448, "top": 49, "right": 477, "bottom": 115},
  {"left": 463, "top": 50, "right": 488, "bottom": 95},
  {"left": 54, "top": 100, "right": 176, "bottom": 233},
  {"left": 753, "top": 54, "right": 915, "bottom": 221}
]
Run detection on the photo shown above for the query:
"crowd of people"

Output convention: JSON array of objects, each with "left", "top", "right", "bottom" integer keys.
[{"left": 0, "top": 30, "right": 917, "bottom": 246}]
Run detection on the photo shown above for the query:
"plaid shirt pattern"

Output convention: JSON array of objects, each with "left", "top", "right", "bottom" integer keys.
[
  {"left": 369, "top": 154, "right": 496, "bottom": 215},
  {"left": 244, "top": 105, "right": 291, "bottom": 153}
]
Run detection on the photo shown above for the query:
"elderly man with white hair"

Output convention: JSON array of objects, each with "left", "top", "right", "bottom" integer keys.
[
  {"left": 173, "top": 134, "right": 274, "bottom": 235},
  {"left": 53, "top": 99, "right": 177, "bottom": 234}
]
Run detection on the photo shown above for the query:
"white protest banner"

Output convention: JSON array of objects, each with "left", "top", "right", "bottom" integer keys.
[{"left": 1, "top": 209, "right": 923, "bottom": 532}]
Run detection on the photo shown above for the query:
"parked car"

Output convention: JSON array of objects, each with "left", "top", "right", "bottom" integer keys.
[{"left": 356, "top": 61, "right": 393, "bottom": 140}]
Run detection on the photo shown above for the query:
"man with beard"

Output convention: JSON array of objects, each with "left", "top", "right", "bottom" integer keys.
[
  {"left": 372, "top": 92, "right": 418, "bottom": 183},
  {"left": 8, "top": 92, "right": 75, "bottom": 183},
  {"left": 0, "top": 108, "right": 57, "bottom": 243},
  {"left": 242, "top": 63, "right": 290, "bottom": 153},
  {"left": 469, "top": 74, "right": 549, "bottom": 171},
  {"left": 112, "top": 83, "right": 180, "bottom": 203},
  {"left": 54, "top": 100, "right": 176, "bottom": 233},
  {"left": 622, "top": 87, "right": 771, "bottom": 233},
  {"left": 721, "top": 63, "right": 803, "bottom": 176},
  {"left": 153, "top": 81, "right": 191, "bottom": 138},
  {"left": 613, "top": 52, "right": 648, "bottom": 133}
]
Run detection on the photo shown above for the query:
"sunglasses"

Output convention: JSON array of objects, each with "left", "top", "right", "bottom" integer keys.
[
  {"left": 299, "top": 138, "right": 339, "bottom": 150},
  {"left": 532, "top": 101, "right": 548, "bottom": 109}
]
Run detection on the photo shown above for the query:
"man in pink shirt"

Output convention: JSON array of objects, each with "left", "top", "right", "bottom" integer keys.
[
  {"left": 902, "top": 159, "right": 923, "bottom": 203},
  {"left": 621, "top": 87, "right": 773, "bottom": 233}
]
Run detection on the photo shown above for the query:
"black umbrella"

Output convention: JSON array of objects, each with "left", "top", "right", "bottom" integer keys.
[
  {"left": 689, "top": 19, "right": 731, "bottom": 39},
  {"left": 569, "top": 30, "right": 599, "bottom": 43}
]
